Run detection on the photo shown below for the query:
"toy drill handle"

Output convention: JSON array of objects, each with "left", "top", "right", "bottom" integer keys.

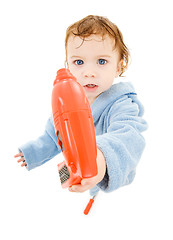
[{"left": 52, "top": 68, "right": 98, "bottom": 188}]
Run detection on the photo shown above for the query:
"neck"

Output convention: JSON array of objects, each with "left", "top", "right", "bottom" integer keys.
[{"left": 88, "top": 97, "right": 96, "bottom": 105}]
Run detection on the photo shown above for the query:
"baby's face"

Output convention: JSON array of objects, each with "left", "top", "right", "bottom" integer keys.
[{"left": 66, "top": 34, "right": 122, "bottom": 104}]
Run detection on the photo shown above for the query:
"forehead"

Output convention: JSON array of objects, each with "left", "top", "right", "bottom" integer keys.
[{"left": 67, "top": 34, "right": 116, "bottom": 56}]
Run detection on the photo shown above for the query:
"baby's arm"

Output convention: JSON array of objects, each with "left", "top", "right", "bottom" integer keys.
[
  {"left": 94, "top": 98, "right": 147, "bottom": 193},
  {"left": 14, "top": 116, "right": 61, "bottom": 171}
]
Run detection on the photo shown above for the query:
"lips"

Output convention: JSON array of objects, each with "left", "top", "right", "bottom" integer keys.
[{"left": 83, "top": 84, "right": 98, "bottom": 92}]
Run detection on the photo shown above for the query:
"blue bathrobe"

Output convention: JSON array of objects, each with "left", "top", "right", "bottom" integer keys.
[{"left": 19, "top": 82, "right": 148, "bottom": 196}]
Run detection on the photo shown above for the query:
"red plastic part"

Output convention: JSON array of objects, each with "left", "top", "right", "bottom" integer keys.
[
  {"left": 84, "top": 198, "right": 95, "bottom": 215},
  {"left": 52, "top": 68, "right": 98, "bottom": 188}
]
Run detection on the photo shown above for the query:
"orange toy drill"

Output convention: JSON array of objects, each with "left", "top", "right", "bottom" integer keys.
[{"left": 52, "top": 68, "right": 98, "bottom": 189}]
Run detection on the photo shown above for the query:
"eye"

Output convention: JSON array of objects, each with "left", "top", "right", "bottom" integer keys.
[
  {"left": 74, "top": 59, "right": 84, "bottom": 65},
  {"left": 98, "top": 59, "right": 107, "bottom": 65}
]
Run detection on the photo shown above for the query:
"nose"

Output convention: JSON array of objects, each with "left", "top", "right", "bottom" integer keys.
[{"left": 83, "top": 68, "right": 96, "bottom": 78}]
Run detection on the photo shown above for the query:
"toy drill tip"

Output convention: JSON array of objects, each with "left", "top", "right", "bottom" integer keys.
[{"left": 84, "top": 195, "right": 97, "bottom": 215}]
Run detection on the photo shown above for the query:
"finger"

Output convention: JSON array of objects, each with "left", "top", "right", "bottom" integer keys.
[
  {"left": 17, "top": 158, "right": 24, "bottom": 163},
  {"left": 17, "top": 157, "right": 25, "bottom": 163},
  {"left": 69, "top": 183, "right": 91, "bottom": 193},
  {"left": 14, "top": 152, "right": 23, "bottom": 158},
  {"left": 81, "top": 178, "right": 93, "bottom": 186},
  {"left": 68, "top": 177, "right": 97, "bottom": 192},
  {"left": 81, "top": 176, "right": 98, "bottom": 187},
  {"left": 21, "top": 161, "right": 27, "bottom": 167}
]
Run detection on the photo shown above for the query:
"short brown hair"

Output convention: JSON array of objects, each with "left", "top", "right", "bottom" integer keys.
[{"left": 65, "top": 15, "right": 130, "bottom": 76}]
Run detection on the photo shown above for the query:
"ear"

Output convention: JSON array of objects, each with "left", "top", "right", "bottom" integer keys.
[{"left": 116, "top": 59, "right": 124, "bottom": 77}]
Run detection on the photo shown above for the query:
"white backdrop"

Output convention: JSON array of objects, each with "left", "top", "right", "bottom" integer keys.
[{"left": 1, "top": 0, "right": 172, "bottom": 239}]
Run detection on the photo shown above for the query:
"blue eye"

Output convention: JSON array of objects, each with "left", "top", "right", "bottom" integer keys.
[
  {"left": 98, "top": 59, "right": 107, "bottom": 65},
  {"left": 74, "top": 60, "right": 84, "bottom": 65}
]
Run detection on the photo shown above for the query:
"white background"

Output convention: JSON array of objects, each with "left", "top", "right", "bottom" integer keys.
[{"left": 0, "top": 0, "right": 172, "bottom": 239}]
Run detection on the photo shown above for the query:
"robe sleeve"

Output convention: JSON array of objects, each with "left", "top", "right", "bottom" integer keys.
[
  {"left": 93, "top": 96, "right": 147, "bottom": 193},
  {"left": 18, "top": 116, "right": 61, "bottom": 171}
]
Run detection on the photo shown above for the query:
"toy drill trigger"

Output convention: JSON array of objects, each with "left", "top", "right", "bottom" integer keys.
[{"left": 57, "top": 131, "right": 65, "bottom": 152}]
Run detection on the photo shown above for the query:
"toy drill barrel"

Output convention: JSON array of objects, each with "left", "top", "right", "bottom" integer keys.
[{"left": 52, "top": 68, "right": 97, "bottom": 182}]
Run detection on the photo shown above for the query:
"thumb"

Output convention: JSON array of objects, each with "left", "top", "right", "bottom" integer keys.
[
  {"left": 81, "top": 178, "right": 90, "bottom": 186},
  {"left": 81, "top": 178, "right": 95, "bottom": 186}
]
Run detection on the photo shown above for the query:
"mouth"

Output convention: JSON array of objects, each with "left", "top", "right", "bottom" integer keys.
[{"left": 83, "top": 84, "right": 98, "bottom": 92}]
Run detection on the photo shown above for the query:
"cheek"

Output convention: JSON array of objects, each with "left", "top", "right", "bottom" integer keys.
[
  {"left": 102, "top": 81, "right": 112, "bottom": 90},
  {"left": 68, "top": 66, "right": 76, "bottom": 76},
  {"left": 109, "top": 66, "right": 117, "bottom": 77},
  {"left": 101, "top": 73, "right": 115, "bottom": 89},
  {"left": 68, "top": 67, "right": 81, "bottom": 82},
  {"left": 102, "top": 70, "right": 115, "bottom": 82}
]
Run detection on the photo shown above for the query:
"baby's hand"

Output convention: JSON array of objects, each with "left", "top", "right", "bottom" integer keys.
[
  {"left": 14, "top": 152, "right": 27, "bottom": 167},
  {"left": 68, "top": 148, "right": 106, "bottom": 193}
]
